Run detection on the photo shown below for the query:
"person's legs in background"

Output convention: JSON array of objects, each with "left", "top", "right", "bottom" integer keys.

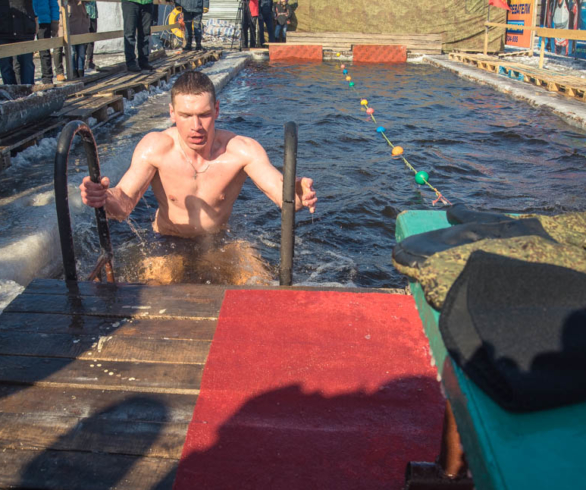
[
  {"left": 51, "top": 20, "right": 66, "bottom": 82},
  {"left": 274, "top": 23, "right": 282, "bottom": 42},
  {"left": 0, "top": 41, "right": 17, "bottom": 84},
  {"left": 192, "top": 12, "right": 203, "bottom": 50},
  {"left": 136, "top": 2, "right": 153, "bottom": 69},
  {"left": 53, "top": 47, "right": 65, "bottom": 81},
  {"left": 280, "top": 23, "right": 287, "bottom": 42},
  {"left": 17, "top": 52, "right": 35, "bottom": 84},
  {"left": 241, "top": 3, "right": 250, "bottom": 48},
  {"left": 72, "top": 44, "right": 86, "bottom": 78},
  {"left": 37, "top": 23, "right": 54, "bottom": 84},
  {"left": 256, "top": 14, "right": 264, "bottom": 46},
  {"left": 183, "top": 10, "right": 195, "bottom": 50},
  {"left": 122, "top": 0, "right": 140, "bottom": 70},
  {"left": 86, "top": 17, "right": 98, "bottom": 70},
  {"left": 260, "top": 4, "right": 274, "bottom": 43},
  {"left": 249, "top": 15, "right": 256, "bottom": 48}
]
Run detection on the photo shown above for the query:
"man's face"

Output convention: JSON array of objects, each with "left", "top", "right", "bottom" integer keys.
[{"left": 170, "top": 92, "right": 220, "bottom": 150}]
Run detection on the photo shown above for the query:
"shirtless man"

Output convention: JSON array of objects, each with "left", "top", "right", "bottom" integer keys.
[
  {"left": 81, "top": 70, "right": 316, "bottom": 235},
  {"left": 80, "top": 70, "right": 317, "bottom": 283}
]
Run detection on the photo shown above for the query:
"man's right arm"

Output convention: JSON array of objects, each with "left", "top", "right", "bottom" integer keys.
[{"left": 79, "top": 132, "right": 162, "bottom": 220}]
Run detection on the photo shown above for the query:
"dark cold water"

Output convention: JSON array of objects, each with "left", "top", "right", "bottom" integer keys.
[{"left": 82, "top": 61, "right": 586, "bottom": 288}]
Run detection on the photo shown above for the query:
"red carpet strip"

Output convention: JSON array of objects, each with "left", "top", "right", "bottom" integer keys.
[{"left": 174, "top": 290, "right": 443, "bottom": 489}]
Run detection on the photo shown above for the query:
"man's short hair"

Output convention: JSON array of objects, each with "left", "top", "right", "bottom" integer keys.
[{"left": 171, "top": 71, "right": 217, "bottom": 106}]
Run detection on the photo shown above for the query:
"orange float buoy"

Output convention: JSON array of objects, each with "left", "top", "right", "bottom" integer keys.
[{"left": 392, "top": 146, "right": 404, "bottom": 156}]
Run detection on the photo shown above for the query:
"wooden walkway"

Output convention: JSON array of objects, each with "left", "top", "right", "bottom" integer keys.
[
  {"left": 0, "top": 279, "right": 223, "bottom": 489},
  {"left": 0, "top": 50, "right": 222, "bottom": 171},
  {"left": 448, "top": 51, "right": 586, "bottom": 102},
  {"left": 0, "top": 279, "right": 441, "bottom": 490},
  {"left": 287, "top": 32, "right": 443, "bottom": 55}
]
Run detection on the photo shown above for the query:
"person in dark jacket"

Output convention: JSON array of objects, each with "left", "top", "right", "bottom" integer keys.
[
  {"left": 273, "top": 0, "right": 290, "bottom": 42},
  {"left": 32, "top": 0, "right": 59, "bottom": 84},
  {"left": 258, "top": 0, "right": 274, "bottom": 45},
  {"left": 0, "top": 0, "right": 37, "bottom": 84},
  {"left": 177, "top": 0, "right": 209, "bottom": 51}
]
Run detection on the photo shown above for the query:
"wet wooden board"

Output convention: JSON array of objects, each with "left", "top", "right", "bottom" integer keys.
[
  {"left": 0, "top": 312, "right": 217, "bottom": 339},
  {"left": 448, "top": 52, "right": 586, "bottom": 102},
  {"left": 0, "top": 278, "right": 224, "bottom": 489},
  {"left": 0, "top": 118, "right": 66, "bottom": 171},
  {"left": 77, "top": 71, "right": 170, "bottom": 100},
  {"left": 54, "top": 95, "right": 125, "bottom": 128},
  {"left": 0, "top": 448, "right": 178, "bottom": 490},
  {"left": 0, "top": 412, "right": 188, "bottom": 458},
  {"left": 287, "top": 32, "right": 443, "bottom": 54}
]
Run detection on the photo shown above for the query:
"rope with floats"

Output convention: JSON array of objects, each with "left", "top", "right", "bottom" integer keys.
[{"left": 335, "top": 54, "right": 452, "bottom": 207}]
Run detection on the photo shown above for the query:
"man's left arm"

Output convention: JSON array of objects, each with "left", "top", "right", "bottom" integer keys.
[{"left": 241, "top": 137, "right": 317, "bottom": 213}]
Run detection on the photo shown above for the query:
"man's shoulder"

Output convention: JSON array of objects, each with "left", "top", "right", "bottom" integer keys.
[
  {"left": 214, "top": 130, "right": 265, "bottom": 166},
  {"left": 139, "top": 129, "right": 175, "bottom": 148},
  {"left": 220, "top": 130, "right": 263, "bottom": 154},
  {"left": 134, "top": 130, "right": 176, "bottom": 165}
]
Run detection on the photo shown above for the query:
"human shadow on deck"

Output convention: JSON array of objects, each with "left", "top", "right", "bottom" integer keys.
[
  {"left": 169, "top": 378, "right": 444, "bottom": 490},
  {"left": 17, "top": 396, "right": 175, "bottom": 490}
]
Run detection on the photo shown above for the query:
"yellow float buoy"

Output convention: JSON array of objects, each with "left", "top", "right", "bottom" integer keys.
[
  {"left": 360, "top": 99, "right": 368, "bottom": 106},
  {"left": 392, "top": 146, "right": 404, "bottom": 156},
  {"left": 345, "top": 76, "right": 351, "bottom": 81}
]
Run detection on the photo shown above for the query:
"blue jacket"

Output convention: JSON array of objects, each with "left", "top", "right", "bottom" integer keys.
[
  {"left": 176, "top": 0, "right": 208, "bottom": 13},
  {"left": 32, "top": 0, "right": 59, "bottom": 24}
]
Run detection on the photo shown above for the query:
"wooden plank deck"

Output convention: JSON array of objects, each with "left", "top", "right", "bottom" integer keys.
[
  {"left": 448, "top": 51, "right": 586, "bottom": 102},
  {"left": 0, "top": 118, "right": 66, "bottom": 170},
  {"left": 0, "top": 278, "right": 223, "bottom": 489},
  {"left": 287, "top": 32, "right": 443, "bottom": 55},
  {"left": 0, "top": 279, "right": 410, "bottom": 489}
]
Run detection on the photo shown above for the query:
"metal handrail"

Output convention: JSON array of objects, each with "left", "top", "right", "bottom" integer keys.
[
  {"left": 280, "top": 121, "right": 297, "bottom": 286},
  {"left": 54, "top": 120, "right": 115, "bottom": 283}
]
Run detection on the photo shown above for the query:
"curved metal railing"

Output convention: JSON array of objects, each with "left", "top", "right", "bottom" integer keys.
[{"left": 55, "top": 120, "right": 115, "bottom": 283}]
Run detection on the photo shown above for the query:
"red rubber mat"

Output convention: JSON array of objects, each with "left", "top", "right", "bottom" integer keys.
[
  {"left": 269, "top": 44, "right": 323, "bottom": 61},
  {"left": 174, "top": 290, "right": 443, "bottom": 490},
  {"left": 353, "top": 45, "right": 407, "bottom": 63}
]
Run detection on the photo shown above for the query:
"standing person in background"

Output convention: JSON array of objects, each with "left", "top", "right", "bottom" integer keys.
[
  {"left": 67, "top": 0, "right": 89, "bottom": 78},
  {"left": 33, "top": 0, "right": 59, "bottom": 84},
  {"left": 52, "top": 0, "right": 65, "bottom": 82},
  {"left": 84, "top": 1, "right": 98, "bottom": 71},
  {"left": 121, "top": 0, "right": 154, "bottom": 72},
  {"left": 0, "top": 0, "right": 37, "bottom": 84},
  {"left": 241, "top": 0, "right": 255, "bottom": 48},
  {"left": 176, "top": 0, "right": 209, "bottom": 52},
  {"left": 249, "top": 0, "right": 260, "bottom": 47},
  {"left": 273, "top": 0, "right": 290, "bottom": 43},
  {"left": 257, "top": 0, "right": 274, "bottom": 45}
]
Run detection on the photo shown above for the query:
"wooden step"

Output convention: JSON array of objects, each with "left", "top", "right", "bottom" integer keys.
[{"left": 54, "top": 95, "right": 125, "bottom": 128}]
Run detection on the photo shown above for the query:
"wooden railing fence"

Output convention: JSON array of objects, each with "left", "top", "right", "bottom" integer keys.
[
  {"left": 484, "top": 21, "right": 586, "bottom": 69},
  {"left": 0, "top": 0, "right": 180, "bottom": 80}
]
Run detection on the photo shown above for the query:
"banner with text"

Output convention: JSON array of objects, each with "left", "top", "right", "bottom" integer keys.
[
  {"left": 506, "top": 0, "right": 534, "bottom": 48},
  {"left": 541, "top": 0, "right": 586, "bottom": 60}
]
